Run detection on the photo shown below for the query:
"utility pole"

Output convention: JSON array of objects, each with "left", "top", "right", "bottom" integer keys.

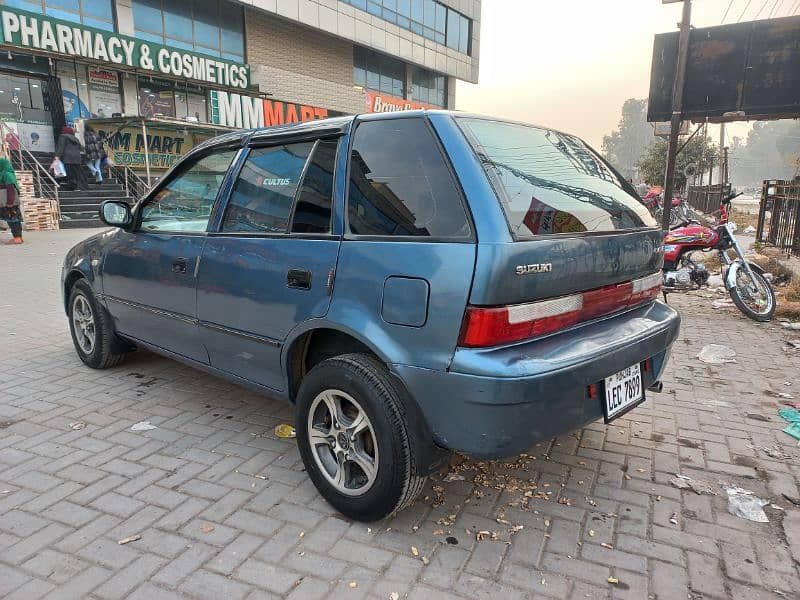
[
  {"left": 719, "top": 123, "right": 725, "bottom": 185},
  {"left": 661, "top": 0, "right": 692, "bottom": 232}
]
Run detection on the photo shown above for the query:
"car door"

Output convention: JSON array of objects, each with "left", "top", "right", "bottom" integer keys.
[
  {"left": 101, "top": 148, "right": 239, "bottom": 363},
  {"left": 196, "top": 136, "right": 341, "bottom": 390}
]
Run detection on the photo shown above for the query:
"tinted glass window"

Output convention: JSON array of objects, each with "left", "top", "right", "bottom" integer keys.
[
  {"left": 291, "top": 139, "right": 337, "bottom": 234},
  {"left": 459, "top": 118, "right": 656, "bottom": 238},
  {"left": 347, "top": 118, "right": 469, "bottom": 238},
  {"left": 140, "top": 150, "right": 236, "bottom": 233},
  {"left": 222, "top": 143, "right": 314, "bottom": 234}
]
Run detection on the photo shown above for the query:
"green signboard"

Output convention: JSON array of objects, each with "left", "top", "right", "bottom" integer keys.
[{"left": 0, "top": 6, "right": 250, "bottom": 89}]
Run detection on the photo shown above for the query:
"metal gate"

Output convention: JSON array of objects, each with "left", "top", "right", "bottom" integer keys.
[{"left": 756, "top": 180, "right": 800, "bottom": 257}]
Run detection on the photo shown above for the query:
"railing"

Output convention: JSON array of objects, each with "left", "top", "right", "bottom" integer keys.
[
  {"left": 108, "top": 163, "right": 150, "bottom": 202},
  {"left": 0, "top": 119, "right": 60, "bottom": 214},
  {"left": 687, "top": 183, "right": 731, "bottom": 216},
  {"left": 756, "top": 180, "right": 800, "bottom": 258}
]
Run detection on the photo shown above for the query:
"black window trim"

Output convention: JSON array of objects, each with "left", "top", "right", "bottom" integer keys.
[
  {"left": 211, "top": 135, "right": 341, "bottom": 239},
  {"left": 132, "top": 144, "right": 240, "bottom": 236},
  {"left": 453, "top": 115, "right": 658, "bottom": 242},
  {"left": 343, "top": 114, "right": 475, "bottom": 244}
]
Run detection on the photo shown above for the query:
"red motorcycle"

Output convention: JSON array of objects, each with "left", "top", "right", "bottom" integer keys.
[{"left": 662, "top": 192, "right": 776, "bottom": 321}]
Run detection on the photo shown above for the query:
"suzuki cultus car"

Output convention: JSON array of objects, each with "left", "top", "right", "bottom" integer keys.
[{"left": 63, "top": 111, "right": 680, "bottom": 521}]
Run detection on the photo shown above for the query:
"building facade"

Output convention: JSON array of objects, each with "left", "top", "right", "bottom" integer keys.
[{"left": 0, "top": 0, "right": 480, "bottom": 168}]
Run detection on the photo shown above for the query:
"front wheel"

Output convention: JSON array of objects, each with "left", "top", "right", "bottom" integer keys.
[
  {"left": 295, "top": 353, "right": 427, "bottom": 521},
  {"left": 68, "top": 279, "right": 128, "bottom": 368},
  {"left": 729, "top": 268, "right": 776, "bottom": 322}
]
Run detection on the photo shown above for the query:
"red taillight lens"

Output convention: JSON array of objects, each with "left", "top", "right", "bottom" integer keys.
[{"left": 459, "top": 273, "right": 662, "bottom": 348}]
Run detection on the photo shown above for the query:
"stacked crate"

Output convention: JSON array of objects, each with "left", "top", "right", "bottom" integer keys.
[{"left": 16, "top": 171, "right": 60, "bottom": 231}]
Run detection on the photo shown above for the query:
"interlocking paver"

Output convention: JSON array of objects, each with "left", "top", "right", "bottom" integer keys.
[{"left": 2, "top": 228, "right": 799, "bottom": 599}]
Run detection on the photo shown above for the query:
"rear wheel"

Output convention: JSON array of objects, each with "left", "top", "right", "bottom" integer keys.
[
  {"left": 68, "top": 279, "right": 128, "bottom": 368},
  {"left": 295, "top": 353, "right": 426, "bottom": 521},
  {"left": 729, "top": 268, "right": 775, "bottom": 322}
]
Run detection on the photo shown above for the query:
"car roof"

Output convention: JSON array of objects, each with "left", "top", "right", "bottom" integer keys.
[{"left": 195, "top": 109, "right": 577, "bottom": 152}]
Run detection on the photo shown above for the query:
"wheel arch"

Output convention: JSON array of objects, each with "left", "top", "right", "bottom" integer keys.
[{"left": 285, "top": 325, "right": 448, "bottom": 476}]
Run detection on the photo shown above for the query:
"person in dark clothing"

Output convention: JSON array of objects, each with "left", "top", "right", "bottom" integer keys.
[
  {"left": 55, "top": 126, "right": 88, "bottom": 191},
  {"left": 0, "top": 157, "right": 23, "bottom": 244},
  {"left": 84, "top": 124, "right": 104, "bottom": 184}
]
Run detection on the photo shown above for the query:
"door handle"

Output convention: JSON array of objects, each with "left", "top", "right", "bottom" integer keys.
[
  {"left": 172, "top": 258, "right": 188, "bottom": 274},
  {"left": 287, "top": 268, "right": 312, "bottom": 290}
]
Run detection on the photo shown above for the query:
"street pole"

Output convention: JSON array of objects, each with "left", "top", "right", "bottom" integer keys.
[
  {"left": 718, "top": 123, "right": 725, "bottom": 185},
  {"left": 661, "top": 0, "right": 692, "bottom": 232},
  {"left": 141, "top": 119, "right": 152, "bottom": 186}
]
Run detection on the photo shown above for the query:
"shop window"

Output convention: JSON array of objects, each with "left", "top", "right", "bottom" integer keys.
[
  {"left": 353, "top": 47, "right": 406, "bottom": 98},
  {"left": 341, "top": 0, "right": 470, "bottom": 55},
  {"left": 411, "top": 66, "right": 446, "bottom": 108},
  {"left": 222, "top": 143, "right": 315, "bottom": 235},
  {"left": 132, "top": 0, "right": 245, "bottom": 62},
  {"left": 4, "top": 0, "right": 114, "bottom": 31}
]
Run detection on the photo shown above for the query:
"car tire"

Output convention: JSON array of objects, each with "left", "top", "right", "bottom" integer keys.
[
  {"left": 295, "top": 353, "right": 427, "bottom": 522},
  {"left": 68, "top": 279, "right": 128, "bottom": 369}
]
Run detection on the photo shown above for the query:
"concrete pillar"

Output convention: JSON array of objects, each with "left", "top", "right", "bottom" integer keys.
[{"left": 115, "top": 0, "right": 135, "bottom": 36}]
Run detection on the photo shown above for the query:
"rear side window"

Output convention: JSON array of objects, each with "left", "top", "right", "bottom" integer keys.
[
  {"left": 347, "top": 118, "right": 470, "bottom": 238},
  {"left": 291, "top": 138, "right": 338, "bottom": 234},
  {"left": 222, "top": 142, "right": 314, "bottom": 233},
  {"left": 459, "top": 118, "right": 655, "bottom": 238}
]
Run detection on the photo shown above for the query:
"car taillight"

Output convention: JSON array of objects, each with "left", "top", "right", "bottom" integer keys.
[{"left": 459, "top": 273, "right": 662, "bottom": 348}]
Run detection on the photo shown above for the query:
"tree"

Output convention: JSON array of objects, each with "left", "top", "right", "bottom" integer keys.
[
  {"left": 728, "top": 120, "right": 800, "bottom": 186},
  {"left": 601, "top": 99, "right": 654, "bottom": 180},
  {"left": 637, "top": 134, "right": 717, "bottom": 191}
]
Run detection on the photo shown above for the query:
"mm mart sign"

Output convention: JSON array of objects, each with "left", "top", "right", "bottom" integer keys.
[{"left": 0, "top": 6, "right": 250, "bottom": 89}]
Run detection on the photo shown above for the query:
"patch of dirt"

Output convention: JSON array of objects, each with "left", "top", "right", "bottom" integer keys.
[
  {"left": 650, "top": 433, "right": 665, "bottom": 442},
  {"left": 733, "top": 456, "right": 758, "bottom": 468},
  {"left": 678, "top": 438, "right": 700, "bottom": 449},
  {"left": 0, "top": 421, "right": 13, "bottom": 429},
  {"left": 746, "top": 413, "right": 770, "bottom": 422}
]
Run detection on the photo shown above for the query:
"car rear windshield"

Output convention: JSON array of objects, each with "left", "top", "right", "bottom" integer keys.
[{"left": 458, "top": 118, "right": 656, "bottom": 239}]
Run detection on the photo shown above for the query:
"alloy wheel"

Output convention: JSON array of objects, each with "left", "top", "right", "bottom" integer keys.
[
  {"left": 72, "top": 294, "right": 96, "bottom": 354},
  {"left": 306, "top": 389, "right": 379, "bottom": 496}
]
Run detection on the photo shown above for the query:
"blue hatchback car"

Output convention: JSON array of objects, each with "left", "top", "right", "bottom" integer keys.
[{"left": 63, "top": 111, "right": 680, "bottom": 521}]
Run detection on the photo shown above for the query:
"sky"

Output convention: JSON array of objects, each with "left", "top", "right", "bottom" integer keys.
[{"left": 455, "top": 0, "right": 798, "bottom": 149}]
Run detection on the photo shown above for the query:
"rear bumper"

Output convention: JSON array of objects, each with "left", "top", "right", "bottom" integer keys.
[{"left": 392, "top": 300, "right": 680, "bottom": 459}]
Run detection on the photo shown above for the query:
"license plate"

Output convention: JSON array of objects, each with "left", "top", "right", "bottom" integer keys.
[{"left": 604, "top": 364, "right": 644, "bottom": 421}]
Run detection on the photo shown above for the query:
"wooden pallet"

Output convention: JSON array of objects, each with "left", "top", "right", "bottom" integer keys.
[{"left": 21, "top": 197, "right": 59, "bottom": 231}]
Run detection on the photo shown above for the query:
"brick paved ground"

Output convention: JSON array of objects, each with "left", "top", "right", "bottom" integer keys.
[{"left": 2, "top": 229, "right": 800, "bottom": 600}]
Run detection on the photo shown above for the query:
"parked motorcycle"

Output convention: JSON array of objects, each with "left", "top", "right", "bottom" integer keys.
[
  {"left": 662, "top": 192, "right": 776, "bottom": 321},
  {"left": 642, "top": 190, "right": 693, "bottom": 228}
]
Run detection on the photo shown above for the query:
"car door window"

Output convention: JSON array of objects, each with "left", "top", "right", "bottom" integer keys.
[
  {"left": 221, "top": 142, "right": 315, "bottom": 234},
  {"left": 140, "top": 150, "right": 237, "bottom": 233},
  {"left": 347, "top": 117, "right": 470, "bottom": 238},
  {"left": 291, "top": 138, "right": 338, "bottom": 234}
]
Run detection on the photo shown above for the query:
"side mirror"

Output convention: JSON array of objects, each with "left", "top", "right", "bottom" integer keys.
[{"left": 99, "top": 200, "right": 132, "bottom": 228}]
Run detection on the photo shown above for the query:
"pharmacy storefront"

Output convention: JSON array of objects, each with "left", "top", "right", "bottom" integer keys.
[{"left": 0, "top": 5, "right": 250, "bottom": 153}]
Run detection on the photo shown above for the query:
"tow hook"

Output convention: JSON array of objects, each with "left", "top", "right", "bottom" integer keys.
[{"left": 648, "top": 381, "right": 664, "bottom": 393}]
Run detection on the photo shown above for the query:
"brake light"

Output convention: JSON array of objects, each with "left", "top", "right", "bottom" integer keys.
[{"left": 459, "top": 273, "right": 662, "bottom": 348}]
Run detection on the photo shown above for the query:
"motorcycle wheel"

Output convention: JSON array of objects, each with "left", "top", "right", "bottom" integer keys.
[{"left": 729, "top": 269, "right": 776, "bottom": 322}]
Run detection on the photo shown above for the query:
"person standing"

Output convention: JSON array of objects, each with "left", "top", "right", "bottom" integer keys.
[
  {"left": 0, "top": 157, "right": 23, "bottom": 244},
  {"left": 84, "top": 124, "right": 104, "bottom": 184},
  {"left": 55, "top": 126, "right": 88, "bottom": 191}
]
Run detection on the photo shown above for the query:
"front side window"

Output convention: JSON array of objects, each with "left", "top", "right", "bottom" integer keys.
[
  {"left": 222, "top": 143, "right": 314, "bottom": 234},
  {"left": 140, "top": 150, "right": 236, "bottom": 233},
  {"left": 347, "top": 118, "right": 470, "bottom": 238},
  {"left": 459, "top": 118, "right": 655, "bottom": 238}
]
